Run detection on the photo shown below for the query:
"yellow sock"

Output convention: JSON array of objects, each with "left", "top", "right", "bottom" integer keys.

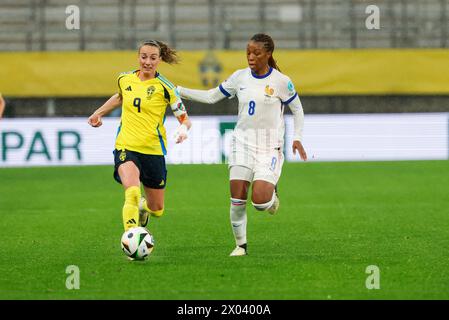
[
  {"left": 150, "top": 208, "right": 164, "bottom": 217},
  {"left": 141, "top": 198, "right": 164, "bottom": 218},
  {"left": 122, "top": 186, "right": 140, "bottom": 231}
]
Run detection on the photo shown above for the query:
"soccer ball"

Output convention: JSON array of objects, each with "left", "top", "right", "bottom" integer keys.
[{"left": 121, "top": 227, "right": 155, "bottom": 260}]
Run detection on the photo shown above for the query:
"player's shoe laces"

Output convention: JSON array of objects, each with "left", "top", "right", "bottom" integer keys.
[
  {"left": 229, "top": 244, "right": 247, "bottom": 256},
  {"left": 267, "top": 186, "right": 280, "bottom": 215},
  {"left": 139, "top": 197, "right": 150, "bottom": 227}
]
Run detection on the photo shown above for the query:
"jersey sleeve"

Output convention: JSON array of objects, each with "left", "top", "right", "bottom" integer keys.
[
  {"left": 164, "top": 85, "right": 187, "bottom": 118},
  {"left": 218, "top": 70, "right": 240, "bottom": 99},
  {"left": 178, "top": 86, "right": 225, "bottom": 104},
  {"left": 117, "top": 70, "right": 136, "bottom": 96},
  {"left": 117, "top": 73, "right": 127, "bottom": 97},
  {"left": 117, "top": 75, "right": 123, "bottom": 96},
  {"left": 288, "top": 96, "right": 305, "bottom": 142},
  {"left": 278, "top": 76, "right": 298, "bottom": 105}
]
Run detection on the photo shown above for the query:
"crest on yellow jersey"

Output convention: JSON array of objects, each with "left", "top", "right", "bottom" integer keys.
[{"left": 147, "top": 86, "right": 156, "bottom": 100}]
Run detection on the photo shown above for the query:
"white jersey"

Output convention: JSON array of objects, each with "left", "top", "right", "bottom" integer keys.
[
  {"left": 219, "top": 67, "right": 298, "bottom": 151},
  {"left": 178, "top": 67, "right": 303, "bottom": 182}
]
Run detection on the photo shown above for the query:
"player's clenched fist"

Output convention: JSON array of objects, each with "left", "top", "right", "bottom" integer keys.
[
  {"left": 88, "top": 114, "right": 103, "bottom": 127},
  {"left": 292, "top": 140, "right": 307, "bottom": 161},
  {"left": 174, "top": 124, "right": 188, "bottom": 144}
]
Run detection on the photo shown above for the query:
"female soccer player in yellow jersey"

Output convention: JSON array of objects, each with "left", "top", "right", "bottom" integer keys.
[{"left": 88, "top": 40, "right": 191, "bottom": 232}]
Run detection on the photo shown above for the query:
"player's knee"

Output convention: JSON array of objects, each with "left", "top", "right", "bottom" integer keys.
[
  {"left": 251, "top": 192, "right": 275, "bottom": 211},
  {"left": 230, "top": 180, "right": 249, "bottom": 200},
  {"left": 251, "top": 192, "right": 271, "bottom": 207}
]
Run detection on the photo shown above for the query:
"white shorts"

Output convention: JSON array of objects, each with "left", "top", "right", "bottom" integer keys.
[{"left": 228, "top": 140, "right": 284, "bottom": 185}]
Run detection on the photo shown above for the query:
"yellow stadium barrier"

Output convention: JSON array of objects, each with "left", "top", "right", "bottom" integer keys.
[{"left": 1, "top": 49, "right": 448, "bottom": 97}]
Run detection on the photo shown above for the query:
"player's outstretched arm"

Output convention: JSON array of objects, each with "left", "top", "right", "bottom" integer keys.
[
  {"left": 177, "top": 86, "right": 225, "bottom": 104},
  {"left": 0, "top": 94, "right": 5, "bottom": 119},
  {"left": 288, "top": 96, "right": 307, "bottom": 161},
  {"left": 88, "top": 93, "right": 122, "bottom": 127},
  {"left": 170, "top": 98, "right": 192, "bottom": 144}
]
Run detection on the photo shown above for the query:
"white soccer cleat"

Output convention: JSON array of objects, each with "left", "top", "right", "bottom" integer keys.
[
  {"left": 229, "top": 246, "right": 247, "bottom": 257},
  {"left": 267, "top": 194, "right": 280, "bottom": 215},
  {"left": 138, "top": 197, "right": 150, "bottom": 227}
]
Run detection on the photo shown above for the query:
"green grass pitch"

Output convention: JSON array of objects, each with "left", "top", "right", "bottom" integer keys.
[{"left": 0, "top": 160, "right": 448, "bottom": 299}]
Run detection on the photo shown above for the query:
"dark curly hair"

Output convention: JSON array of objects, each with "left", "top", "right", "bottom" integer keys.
[{"left": 250, "top": 33, "right": 280, "bottom": 72}]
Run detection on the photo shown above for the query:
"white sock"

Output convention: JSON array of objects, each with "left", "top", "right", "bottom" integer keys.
[
  {"left": 252, "top": 191, "right": 276, "bottom": 211},
  {"left": 230, "top": 198, "right": 247, "bottom": 246}
]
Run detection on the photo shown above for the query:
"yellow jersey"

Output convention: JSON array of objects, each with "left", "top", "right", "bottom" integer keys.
[{"left": 115, "top": 70, "right": 186, "bottom": 155}]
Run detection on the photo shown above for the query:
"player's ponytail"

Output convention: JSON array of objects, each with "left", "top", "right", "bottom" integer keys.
[
  {"left": 139, "top": 40, "right": 180, "bottom": 65},
  {"left": 155, "top": 40, "right": 180, "bottom": 64},
  {"left": 250, "top": 33, "right": 281, "bottom": 72},
  {"left": 268, "top": 56, "right": 280, "bottom": 72}
]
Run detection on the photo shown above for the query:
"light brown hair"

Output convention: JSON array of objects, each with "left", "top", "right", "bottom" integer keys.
[{"left": 138, "top": 40, "right": 179, "bottom": 64}]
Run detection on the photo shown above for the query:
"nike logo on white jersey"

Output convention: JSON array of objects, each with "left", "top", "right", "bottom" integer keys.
[{"left": 239, "top": 87, "right": 246, "bottom": 91}]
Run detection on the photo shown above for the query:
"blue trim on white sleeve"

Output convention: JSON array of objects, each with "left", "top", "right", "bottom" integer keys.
[
  {"left": 219, "top": 84, "right": 231, "bottom": 97},
  {"left": 282, "top": 92, "right": 298, "bottom": 105}
]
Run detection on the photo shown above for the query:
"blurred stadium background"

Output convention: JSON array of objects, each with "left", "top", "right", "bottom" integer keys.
[
  {"left": 0, "top": 0, "right": 448, "bottom": 113},
  {"left": 1, "top": 0, "right": 449, "bottom": 165},
  {"left": 1, "top": 0, "right": 449, "bottom": 300}
]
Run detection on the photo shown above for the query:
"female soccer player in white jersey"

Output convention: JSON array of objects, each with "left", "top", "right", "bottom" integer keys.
[{"left": 177, "top": 33, "right": 307, "bottom": 256}]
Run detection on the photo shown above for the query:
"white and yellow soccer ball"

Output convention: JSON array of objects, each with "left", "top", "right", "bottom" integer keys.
[{"left": 121, "top": 227, "right": 155, "bottom": 260}]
